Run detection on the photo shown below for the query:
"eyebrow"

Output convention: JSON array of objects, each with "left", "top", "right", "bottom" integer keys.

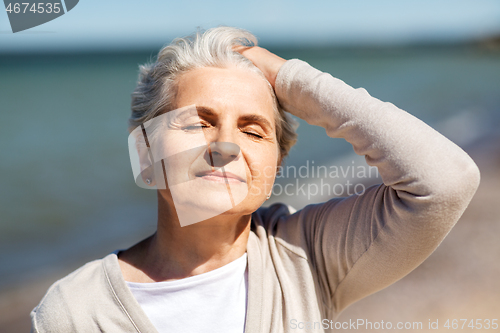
[
  {"left": 239, "top": 114, "right": 273, "bottom": 132},
  {"left": 195, "top": 106, "right": 217, "bottom": 118},
  {"left": 195, "top": 106, "right": 273, "bottom": 131}
]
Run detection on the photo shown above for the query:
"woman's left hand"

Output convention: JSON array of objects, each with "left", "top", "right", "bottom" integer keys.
[{"left": 234, "top": 46, "right": 286, "bottom": 89}]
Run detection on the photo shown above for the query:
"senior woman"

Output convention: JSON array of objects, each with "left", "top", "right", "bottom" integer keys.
[{"left": 30, "top": 27, "right": 480, "bottom": 333}]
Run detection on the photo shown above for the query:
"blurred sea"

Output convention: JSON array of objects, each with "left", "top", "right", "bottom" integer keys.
[{"left": 1, "top": 45, "right": 499, "bottom": 289}]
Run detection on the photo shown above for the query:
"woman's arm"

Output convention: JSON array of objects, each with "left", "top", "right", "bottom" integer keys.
[{"left": 240, "top": 48, "right": 480, "bottom": 313}]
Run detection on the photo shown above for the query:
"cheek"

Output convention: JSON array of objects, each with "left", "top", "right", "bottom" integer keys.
[
  {"left": 164, "top": 146, "right": 205, "bottom": 186},
  {"left": 148, "top": 130, "right": 208, "bottom": 187},
  {"left": 152, "top": 132, "right": 207, "bottom": 159},
  {"left": 246, "top": 144, "right": 279, "bottom": 189}
]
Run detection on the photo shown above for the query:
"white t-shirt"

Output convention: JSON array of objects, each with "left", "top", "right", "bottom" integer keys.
[{"left": 121, "top": 252, "right": 248, "bottom": 333}]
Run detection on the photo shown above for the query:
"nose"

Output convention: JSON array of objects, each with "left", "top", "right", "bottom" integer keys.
[{"left": 207, "top": 142, "right": 240, "bottom": 167}]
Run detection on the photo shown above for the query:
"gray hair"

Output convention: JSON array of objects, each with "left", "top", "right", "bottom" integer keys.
[{"left": 129, "top": 26, "right": 297, "bottom": 160}]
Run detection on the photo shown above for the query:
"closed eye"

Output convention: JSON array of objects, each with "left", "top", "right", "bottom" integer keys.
[
  {"left": 244, "top": 131, "right": 263, "bottom": 139},
  {"left": 183, "top": 124, "right": 209, "bottom": 131}
]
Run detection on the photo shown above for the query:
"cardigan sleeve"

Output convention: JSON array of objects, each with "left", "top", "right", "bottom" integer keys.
[{"left": 272, "top": 59, "right": 480, "bottom": 313}]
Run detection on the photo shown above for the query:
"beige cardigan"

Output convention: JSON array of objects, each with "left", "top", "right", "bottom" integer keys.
[{"left": 30, "top": 59, "right": 480, "bottom": 333}]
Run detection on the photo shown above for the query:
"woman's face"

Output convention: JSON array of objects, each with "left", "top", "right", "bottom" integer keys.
[{"left": 150, "top": 66, "right": 279, "bottom": 226}]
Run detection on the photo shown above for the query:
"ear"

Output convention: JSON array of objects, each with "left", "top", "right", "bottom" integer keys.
[
  {"left": 137, "top": 141, "right": 156, "bottom": 187},
  {"left": 129, "top": 124, "right": 156, "bottom": 188},
  {"left": 136, "top": 127, "right": 168, "bottom": 190}
]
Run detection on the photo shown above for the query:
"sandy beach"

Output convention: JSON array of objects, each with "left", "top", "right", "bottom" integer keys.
[{"left": 1, "top": 133, "right": 499, "bottom": 333}]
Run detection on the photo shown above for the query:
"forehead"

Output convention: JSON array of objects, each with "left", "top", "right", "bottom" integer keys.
[{"left": 173, "top": 66, "right": 276, "bottom": 124}]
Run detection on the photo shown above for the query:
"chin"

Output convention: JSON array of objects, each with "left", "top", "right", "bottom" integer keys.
[{"left": 168, "top": 179, "right": 251, "bottom": 227}]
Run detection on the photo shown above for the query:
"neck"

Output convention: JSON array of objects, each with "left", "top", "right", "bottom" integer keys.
[{"left": 141, "top": 192, "right": 251, "bottom": 281}]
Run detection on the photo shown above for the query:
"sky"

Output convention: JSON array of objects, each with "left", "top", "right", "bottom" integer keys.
[{"left": 1, "top": 0, "right": 500, "bottom": 53}]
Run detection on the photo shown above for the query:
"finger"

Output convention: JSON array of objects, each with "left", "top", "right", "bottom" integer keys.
[{"left": 232, "top": 45, "right": 252, "bottom": 54}]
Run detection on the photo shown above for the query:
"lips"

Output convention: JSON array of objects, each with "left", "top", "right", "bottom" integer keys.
[{"left": 196, "top": 169, "right": 246, "bottom": 183}]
